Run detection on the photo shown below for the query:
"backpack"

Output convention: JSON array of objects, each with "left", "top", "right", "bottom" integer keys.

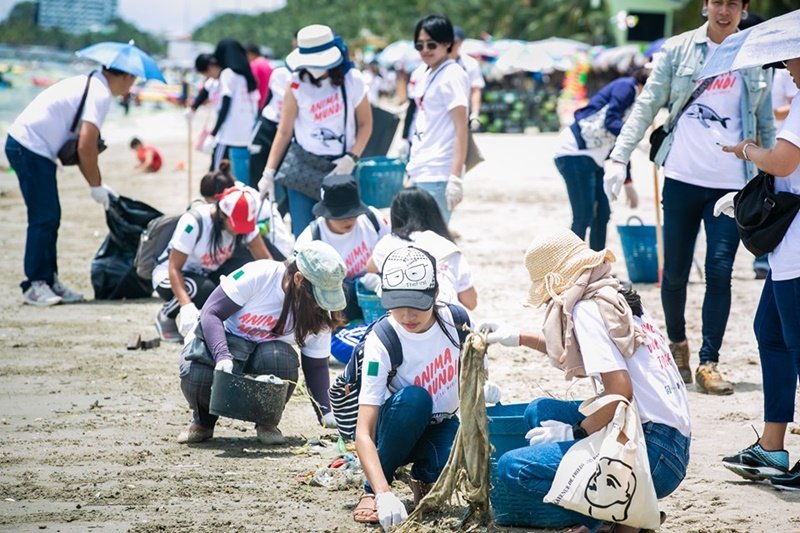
[
  {"left": 329, "top": 303, "right": 470, "bottom": 441},
  {"left": 309, "top": 208, "right": 381, "bottom": 241},
  {"left": 134, "top": 208, "right": 203, "bottom": 280}
]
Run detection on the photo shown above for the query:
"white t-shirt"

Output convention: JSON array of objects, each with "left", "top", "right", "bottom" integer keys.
[
  {"left": 553, "top": 126, "right": 609, "bottom": 168},
  {"left": 8, "top": 72, "right": 112, "bottom": 161},
  {"left": 261, "top": 66, "right": 291, "bottom": 123},
  {"left": 573, "top": 301, "right": 692, "bottom": 438},
  {"left": 257, "top": 199, "right": 294, "bottom": 259},
  {"left": 406, "top": 60, "right": 470, "bottom": 182},
  {"left": 151, "top": 204, "right": 259, "bottom": 287},
  {"left": 370, "top": 231, "right": 473, "bottom": 305},
  {"left": 457, "top": 53, "right": 485, "bottom": 90},
  {"left": 665, "top": 42, "right": 747, "bottom": 188},
  {"left": 405, "top": 64, "right": 426, "bottom": 142},
  {"left": 219, "top": 260, "right": 331, "bottom": 358},
  {"left": 215, "top": 68, "right": 259, "bottom": 147},
  {"left": 290, "top": 69, "right": 368, "bottom": 156},
  {"left": 768, "top": 97, "right": 800, "bottom": 281},
  {"left": 772, "top": 68, "right": 798, "bottom": 132},
  {"left": 359, "top": 305, "right": 464, "bottom": 422},
  {"left": 362, "top": 69, "right": 382, "bottom": 104},
  {"left": 295, "top": 207, "right": 390, "bottom": 278}
]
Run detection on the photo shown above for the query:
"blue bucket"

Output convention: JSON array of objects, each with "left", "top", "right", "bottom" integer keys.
[
  {"left": 617, "top": 216, "right": 658, "bottom": 283},
  {"left": 355, "top": 156, "right": 406, "bottom": 208},
  {"left": 355, "top": 280, "right": 386, "bottom": 324}
]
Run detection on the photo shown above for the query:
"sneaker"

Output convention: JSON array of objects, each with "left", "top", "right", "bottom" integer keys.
[
  {"left": 154, "top": 309, "right": 183, "bottom": 343},
  {"left": 771, "top": 460, "right": 800, "bottom": 491},
  {"left": 723, "top": 440, "right": 789, "bottom": 481},
  {"left": 256, "top": 424, "right": 286, "bottom": 445},
  {"left": 695, "top": 362, "right": 734, "bottom": 395},
  {"left": 22, "top": 281, "right": 62, "bottom": 307},
  {"left": 51, "top": 275, "right": 85, "bottom": 303},
  {"left": 669, "top": 340, "right": 692, "bottom": 384},
  {"left": 177, "top": 423, "right": 214, "bottom": 444}
]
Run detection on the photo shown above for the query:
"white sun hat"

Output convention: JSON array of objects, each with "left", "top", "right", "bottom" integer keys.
[{"left": 285, "top": 24, "right": 344, "bottom": 72}]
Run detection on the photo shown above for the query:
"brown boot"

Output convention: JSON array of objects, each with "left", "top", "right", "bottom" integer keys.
[
  {"left": 669, "top": 340, "right": 692, "bottom": 384},
  {"left": 695, "top": 362, "right": 734, "bottom": 395},
  {"left": 408, "top": 478, "right": 433, "bottom": 506}
]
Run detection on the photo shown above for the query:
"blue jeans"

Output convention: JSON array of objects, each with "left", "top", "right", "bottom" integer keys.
[
  {"left": 555, "top": 155, "right": 610, "bottom": 251},
  {"left": 5, "top": 136, "right": 60, "bottom": 292},
  {"left": 364, "top": 386, "right": 458, "bottom": 492},
  {"left": 228, "top": 146, "right": 250, "bottom": 185},
  {"left": 495, "top": 398, "right": 690, "bottom": 530},
  {"left": 286, "top": 188, "right": 317, "bottom": 238},
  {"left": 661, "top": 178, "right": 740, "bottom": 363},
  {"left": 415, "top": 180, "right": 451, "bottom": 223},
  {"left": 753, "top": 273, "right": 800, "bottom": 423}
]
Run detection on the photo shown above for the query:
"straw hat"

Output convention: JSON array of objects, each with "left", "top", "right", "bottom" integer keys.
[{"left": 524, "top": 228, "right": 615, "bottom": 306}]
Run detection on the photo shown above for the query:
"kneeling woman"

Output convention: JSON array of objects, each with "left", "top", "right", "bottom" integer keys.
[
  {"left": 484, "top": 228, "right": 691, "bottom": 532},
  {"left": 178, "top": 241, "right": 346, "bottom": 444},
  {"left": 353, "top": 246, "right": 471, "bottom": 529}
]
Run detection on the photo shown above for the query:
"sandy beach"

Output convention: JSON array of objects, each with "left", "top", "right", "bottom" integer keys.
[{"left": 0, "top": 106, "right": 798, "bottom": 532}]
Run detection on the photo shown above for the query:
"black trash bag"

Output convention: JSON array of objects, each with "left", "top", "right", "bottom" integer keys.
[
  {"left": 361, "top": 105, "right": 400, "bottom": 158},
  {"left": 91, "top": 195, "right": 162, "bottom": 300}
]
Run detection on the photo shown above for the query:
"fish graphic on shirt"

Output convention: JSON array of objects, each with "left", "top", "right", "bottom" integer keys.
[
  {"left": 311, "top": 127, "right": 344, "bottom": 147},
  {"left": 685, "top": 104, "right": 730, "bottom": 129}
]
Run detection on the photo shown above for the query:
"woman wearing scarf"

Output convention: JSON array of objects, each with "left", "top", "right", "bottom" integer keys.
[{"left": 481, "top": 228, "right": 691, "bottom": 532}]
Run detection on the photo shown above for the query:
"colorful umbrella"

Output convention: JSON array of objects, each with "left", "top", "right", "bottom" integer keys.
[{"left": 76, "top": 40, "right": 166, "bottom": 83}]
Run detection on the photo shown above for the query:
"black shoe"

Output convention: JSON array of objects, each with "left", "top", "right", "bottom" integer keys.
[{"left": 771, "top": 460, "right": 800, "bottom": 491}]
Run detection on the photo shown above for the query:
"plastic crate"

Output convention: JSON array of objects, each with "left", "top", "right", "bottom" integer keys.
[
  {"left": 617, "top": 216, "right": 658, "bottom": 283},
  {"left": 355, "top": 280, "right": 386, "bottom": 324},
  {"left": 355, "top": 156, "right": 406, "bottom": 209}
]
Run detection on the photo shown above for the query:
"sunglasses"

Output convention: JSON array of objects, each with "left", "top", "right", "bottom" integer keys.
[{"left": 415, "top": 41, "right": 440, "bottom": 51}]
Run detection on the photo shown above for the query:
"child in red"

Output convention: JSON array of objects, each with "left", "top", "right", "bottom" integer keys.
[{"left": 130, "top": 137, "right": 162, "bottom": 172}]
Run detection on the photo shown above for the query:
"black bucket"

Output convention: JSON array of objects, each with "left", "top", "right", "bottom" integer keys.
[{"left": 209, "top": 370, "right": 288, "bottom": 425}]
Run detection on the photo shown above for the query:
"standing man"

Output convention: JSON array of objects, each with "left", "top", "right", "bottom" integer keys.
[
  {"left": 246, "top": 43, "right": 273, "bottom": 110},
  {"left": 451, "top": 27, "right": 486, "bottom": 131},
  {"left": 5, "top": 66, "right": 136, "bottom": 306}
]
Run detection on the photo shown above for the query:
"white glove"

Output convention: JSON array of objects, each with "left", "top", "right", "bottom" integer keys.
[
  {"left": 477, "top": 321, "right": 520, "bottom": 347},
  {"left": 525, "top": 420, "right": 574, "bottom": 446},
  {"left": 90, "top": 185, "right": 114, "bottom": 210},
  {"left": 445, "top": 175, "right": 464, "bottom": 210},
  {"left": 329, "top": 154, "right": 357, "bottom": 176},
  {"left": 469, "top": 113, "right": 482, "bottom": 132},
  {"left": 603, "top": 160, "right": 627, "bottom": 202},
  {"left": 484, "top": 380, "right": 502, "bottom": 404},
  {"left": 714, "top": 192, "right": 737, "bottom": 218},
  {"left": 178, "top": 303, "right": 200, "bottom": 337},
  {"left": 375, "top": 492, "right": 408, "bottom": 532},
  {"left": 201, "top": 135, "right": 215, "bottom": 154},
  {"left": 215, "top": 358, "right": 234, "bottom": 373},
  {"left": 359, "top": 272, "right": 381, "bottom": 293},
  {"left": 321, "top": 411, "right": 338, "bottom": 429},
  {"left": 624, "top": 182, "right": 639, "bottom": 209},
  {"left": 183, "top": 108, "right": 194, "bottom": 122},
  {"left": 258, "top": 168, "right": 276, "bottom": 200}
]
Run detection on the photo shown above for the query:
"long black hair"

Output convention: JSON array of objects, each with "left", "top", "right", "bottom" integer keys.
[
  {"left": 390, "top": 187, "right": 453, "bottom": 242},
  {"left": 200, "top": 160, "right": 235, "bottom": 200},
  {"left": 620, "top": 285, "right": 643, "bottom": 318},
  {"left": 214, "top": 38, "right": 257, "bottom": 92}
]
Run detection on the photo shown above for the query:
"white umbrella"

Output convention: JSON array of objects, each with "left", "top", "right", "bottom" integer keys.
[
  {"left": 494, "top": 37, "right": 589, "bottom": 74},
  {"left": 377, "top": 40, "right": 421, "bottom": 71},
  {"left": 699, "top": 9, "right": 800, "bottom": 79},
  {"left": 591, "top": 44, "right": 646, "bottom": 72},
  {"left": 460, "top": 38, "right": 498, "bottom": 59}
]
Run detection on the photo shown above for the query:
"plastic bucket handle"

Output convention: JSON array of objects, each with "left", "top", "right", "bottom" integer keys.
[{"left": 625, "top": 215, "right": 645, "bottom": 226}]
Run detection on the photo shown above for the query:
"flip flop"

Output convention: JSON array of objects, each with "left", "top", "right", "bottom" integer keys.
[{"left": 352, "top": 493, "right": 379, "bottom": 524}]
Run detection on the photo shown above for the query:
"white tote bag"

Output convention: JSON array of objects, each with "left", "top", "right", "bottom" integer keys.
[{"left": 543, "top": 394, "right": 661, "bottom": 530}]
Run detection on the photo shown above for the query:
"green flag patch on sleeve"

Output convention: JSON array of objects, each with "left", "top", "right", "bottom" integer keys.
[
  {"left": 366, "top": 361, "right": 379, "bottom": 377},
  {"left": 184, "top": 224, "right": 194, "bottom": 234},
  {"left": 232, "top": 269, "right": 245, "bottom": 280}
]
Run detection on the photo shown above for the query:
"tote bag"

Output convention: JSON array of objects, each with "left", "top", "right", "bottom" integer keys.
[
  {"left": 734, "top": 170, "right": 800, "bottom": 257},
  {"left": 544, "top": 394, "right": 660, "bottom": 530}
]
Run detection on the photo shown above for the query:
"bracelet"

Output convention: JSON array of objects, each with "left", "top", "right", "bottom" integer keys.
[{"left": 742, "top": 142, "right": 756, "bottom": 161}]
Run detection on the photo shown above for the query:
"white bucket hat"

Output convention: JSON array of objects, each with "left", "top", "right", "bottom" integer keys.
[{"left": 286, "top": 24, "right": 344, "bottom": 72}]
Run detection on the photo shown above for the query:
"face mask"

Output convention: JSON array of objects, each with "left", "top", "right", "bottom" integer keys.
[{"left": 306, "top": 67, "right": 327, "bottom": 80}]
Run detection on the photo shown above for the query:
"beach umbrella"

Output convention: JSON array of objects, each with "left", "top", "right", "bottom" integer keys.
[
  {"left": 460, "top": 38, "right": 498, "bottom": 59},
  {"left": 591, "top": 44, "right": 645, "bottom": 72},
  {"left": 698, "top": 9, "right": 799, "bottom": 79},
  {"left": 76, "top": 40, "right": 166, "bottom": 83},
  {"left": 376, "top": 40, "right": 421, "bottom": 71},
  {"left": 494, "top": 38, "right": 588, "bottom": 74}
]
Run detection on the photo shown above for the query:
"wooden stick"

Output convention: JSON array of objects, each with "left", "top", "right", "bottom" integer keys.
[
  {"left": 652, "top": 162, "right": 663, "bottom": 286},
  {"left": 186, "top": 83, "right": 193, "bottom": 204}
]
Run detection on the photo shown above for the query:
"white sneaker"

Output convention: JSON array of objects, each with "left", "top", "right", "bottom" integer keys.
[
  {"left": 23, "top": 281, "right": 62, "bottom": 307},
  {"left": 154, "top": 309, "right": 183, "bottom": 343},
  {"left": 52, "top": 275, "right": 85, "bottom": 303}
]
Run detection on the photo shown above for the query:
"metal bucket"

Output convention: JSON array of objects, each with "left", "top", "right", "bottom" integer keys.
[{"left": 209, "top": 370, "right": 288, "bottom": 425}]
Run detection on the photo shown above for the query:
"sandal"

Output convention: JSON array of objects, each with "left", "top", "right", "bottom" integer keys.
[{"left": 352, "top": 493, "right": 379, "bottom": 524}]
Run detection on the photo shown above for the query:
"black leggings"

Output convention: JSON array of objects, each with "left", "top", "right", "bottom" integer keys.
[{"left": 156, "top": 272, "right": 217, "bottom": 319}]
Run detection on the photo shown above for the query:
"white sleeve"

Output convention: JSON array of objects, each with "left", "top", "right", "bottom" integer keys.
[
  {"left": 219, "top": 69, "right": 236, "bottom": 98},
  {"left": 347, "top": 70, "right": 369, "bottom": 108},
  {"left": 219, "top": 261, "right": 266, "bottom": 306},
  {"left": 777, "top": 98, "right": 800, "bottom": 147},
  {"left": 572, "top": 301, "right": 627, "bottom": 377},
  {"left": 169, "top": 212, "right": 203, "bottom": 256},
  {"left": 370, "top": 235, "right": 399, "bottom": 272},
  {"left": 301, "top": 329, "right": 333, "bottom": 359},
  {"left": 441, "top": 69, "right": 469, "bottom": 111},
  {"left": 450, "top": 253, "right": 474, "bottom": 292},
  {"left": 81, "top": 77, "right": 111, "bottom": 129},
  {"left": 358, "top": 332, "right": 392, "bottom": 406}
]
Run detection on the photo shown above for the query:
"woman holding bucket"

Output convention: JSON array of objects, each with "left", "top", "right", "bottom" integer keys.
[
  {"left": 177, "top": 240, "right": 346, "bottom": 444},
  {"left": 482, "top": 228, "right": 691, "bottom": 532}
]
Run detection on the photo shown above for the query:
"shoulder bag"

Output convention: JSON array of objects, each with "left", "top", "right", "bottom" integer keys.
[
  {"left": 57, "top": 72, "right": 107, "bottom": 166},
  {"left": 648, "top": 75, "right": 715, "bottom": 162},
  {"left": 734, "top": 170, "right": 800, "bottom": 257}
]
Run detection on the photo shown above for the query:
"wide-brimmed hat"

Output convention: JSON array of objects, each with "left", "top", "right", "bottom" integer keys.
[
  {"left": 217, "top": 186, "right": 258, "bottom": 235},
  {"left": 312, "top": 174, "right": 368, "bottom": 220},
  {"left": 286, "top": 25, "right": 344, "bottom": 72},
  {"left": 524, "top": 228, "right": 615, "bottom": 306},
  {"left": 380, "top": 247, "right": 438, "bottom": 311},
  {"left": 294, "top": 241, "right": 347, "bottom": 311}
]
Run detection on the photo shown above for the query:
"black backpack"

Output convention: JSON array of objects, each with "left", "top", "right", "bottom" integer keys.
[
  {"left": 329, "top": 303, "right": 470, "bottom": 441},
  {"left": 134, "top": 208, "right": 203, "bottom": 280},
  {"left": 309, "top": 208, "right": 381, "bottom": 241}
]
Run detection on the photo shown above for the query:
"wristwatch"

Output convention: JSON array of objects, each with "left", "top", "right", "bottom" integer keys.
[
  {"left": 572, "top": 421, "right": 588, "bottom": 440},
  {"left": 345, "top": 151, "right": 360, "bottom": 163}
]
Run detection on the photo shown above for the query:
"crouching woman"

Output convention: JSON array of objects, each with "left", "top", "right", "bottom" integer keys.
[{"left": 177, "top": 241, "right": 346, "bottom": 444}]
